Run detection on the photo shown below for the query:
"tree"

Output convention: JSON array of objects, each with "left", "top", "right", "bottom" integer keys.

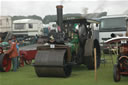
[{"left": 12, "top": 15, "right": 43, "bottom": 22}]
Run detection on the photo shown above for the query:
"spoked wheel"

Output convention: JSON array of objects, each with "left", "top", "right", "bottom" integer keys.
[
  {"left": 20, "top": 56, "right": 24, "bottom": 67},
  {"left": 0, "top": 54, "right": 11, "bottom": 72},
  {"left": 25, "top": 59, "right": 32, "bottom": 65},
  {"left": 113, "top": 64, "right": 121, "bottom": 82}
]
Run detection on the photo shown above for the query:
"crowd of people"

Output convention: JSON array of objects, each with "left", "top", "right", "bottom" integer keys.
[{"left": 0, "top": 35, "right": 39, "bottom": 72}]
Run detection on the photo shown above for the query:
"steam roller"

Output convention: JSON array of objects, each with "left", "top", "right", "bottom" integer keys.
[
  {"left": 34, "top": 5, "right": 101, "bottom": 77},
  {"left": 34, "top": 45, "right": 72, "bottom": 77}
]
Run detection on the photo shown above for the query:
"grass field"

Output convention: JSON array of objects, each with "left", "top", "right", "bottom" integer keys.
[{"left": 0, "top": 55, "right": 128, "bottom": 85}]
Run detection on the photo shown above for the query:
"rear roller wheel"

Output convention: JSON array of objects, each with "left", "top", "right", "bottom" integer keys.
[
  {"left": 84, "top": 39, "right": 101, "bottom": 70},
  {"left": 113, "top": 64, "right": 121, "bottom": 82},
  {"left": 87, "top": 47, "right": 101, "bottom": 69}
]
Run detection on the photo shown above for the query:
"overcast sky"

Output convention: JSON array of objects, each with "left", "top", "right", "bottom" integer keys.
[{"left": 0, "top": 0, "right": 128, "bottom": 18}]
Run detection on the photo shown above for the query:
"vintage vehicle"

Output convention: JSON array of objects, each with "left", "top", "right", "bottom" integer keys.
[
  {"left": 12, "top": 19, "right": 43, "bottom": 37},
  {"left": 105, "top": 36, "right": 128, "bottom": 82},
  {"left": 0, "top": 16, "right": 12, "bottom": 34},
  {"left": 33, "top": 5, "right": 101, "bottom": 77},
  {"left": 0, "top": 42, "right": 11, "bottom": 72},
  {"left": 19, "top": 44, "right": 39, "bottom": 66}
]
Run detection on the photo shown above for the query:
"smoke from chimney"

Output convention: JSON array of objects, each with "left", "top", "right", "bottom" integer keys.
[
  {"left": 81, "top": 7, "right": 88, "bottom": 18},
  {"left": 93, "top": 0, "right": 107, "bottom": 13},
  {"left": 81, "top": 0, "right": 107, "bottom": 18},
  {"left": 92, "top": 0, "right": 107, "bottom": 18}
]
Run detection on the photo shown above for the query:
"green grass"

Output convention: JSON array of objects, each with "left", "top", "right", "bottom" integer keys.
[{"left": 0, "top": 55, "right": 128, "bottom": 85}]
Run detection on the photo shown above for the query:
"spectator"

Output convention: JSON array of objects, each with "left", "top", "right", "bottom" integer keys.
[
  {"left": 16, "top": 41, "right": 20, "bottom": 69},
  {"left": 35, "top": 34, "right": 39, "bottom": 43},
  {"left": 12, "top": 36, "right": 20, "bottom": 68},
  {"left": 11, "top": 35, "right": 16, "bottom": 42},
  {"left": 4, "top": 39, "right": 18, "bottom": 72}
]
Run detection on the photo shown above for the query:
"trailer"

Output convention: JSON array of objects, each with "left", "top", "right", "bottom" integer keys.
[
  {"left": 19, "top": 44, "right": 40, "bottom": 66},
  {"left": 0, "top": 16, "right": 12, "bottom": 40},
  {"left": 0, "top": 16, "right": 12, "bottom": 32},
  {"left": 12, "top": 19, "right": 43, "bottom": 37},
  {"left": 99, "top": 15, "right": 128, "bottom": 53}
]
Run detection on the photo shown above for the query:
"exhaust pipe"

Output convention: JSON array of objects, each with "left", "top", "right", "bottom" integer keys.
[{"left": 56, "top": 5, "right": 63, "bottom": 32}]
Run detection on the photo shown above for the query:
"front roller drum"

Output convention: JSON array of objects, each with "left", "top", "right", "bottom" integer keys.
[
  {"left": 35, "top": 65, "right": 72, "bottom": 77},
  {"left": 34, "top": 49, "right": 72, "bottom": 77},
  {"left": 113, "top": 64, "right": 121, "bottom": 82}
]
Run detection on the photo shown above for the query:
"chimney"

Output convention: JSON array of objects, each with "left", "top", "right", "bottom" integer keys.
[{"left": 56, "top": 5, "right": 63, "bottom": 32}]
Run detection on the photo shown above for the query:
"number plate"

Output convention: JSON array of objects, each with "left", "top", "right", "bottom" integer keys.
[
  {"left": 50, "top": 44, "right": 55, "bottom": 48},
  {"left": 121, "top": 40, "right": 127, "bottom": 44}
]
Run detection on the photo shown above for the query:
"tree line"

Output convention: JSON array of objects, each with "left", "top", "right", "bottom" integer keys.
[{"left": 12, "top": 12, "right": 107, "bottom": 24}]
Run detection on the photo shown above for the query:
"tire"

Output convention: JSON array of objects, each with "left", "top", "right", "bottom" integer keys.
[
  {"left": 113, "top": 64, "right": 121, "bottom": 82},
  {"left": 84, "top": 39, "right": 101, "bottom": 70},
  {"left": 86, "top": 55, "right": 94, "bottom": 70},
  {"left": 94, "top": 40, "right": 101, "bottom": 69},
  {"left": 86, "top": 50, "right": 101, "bottom": 70}
]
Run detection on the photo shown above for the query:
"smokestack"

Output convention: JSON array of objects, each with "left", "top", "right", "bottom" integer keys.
[{"left": 56, "top": 5, "right": 63, "bottom": 32}]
